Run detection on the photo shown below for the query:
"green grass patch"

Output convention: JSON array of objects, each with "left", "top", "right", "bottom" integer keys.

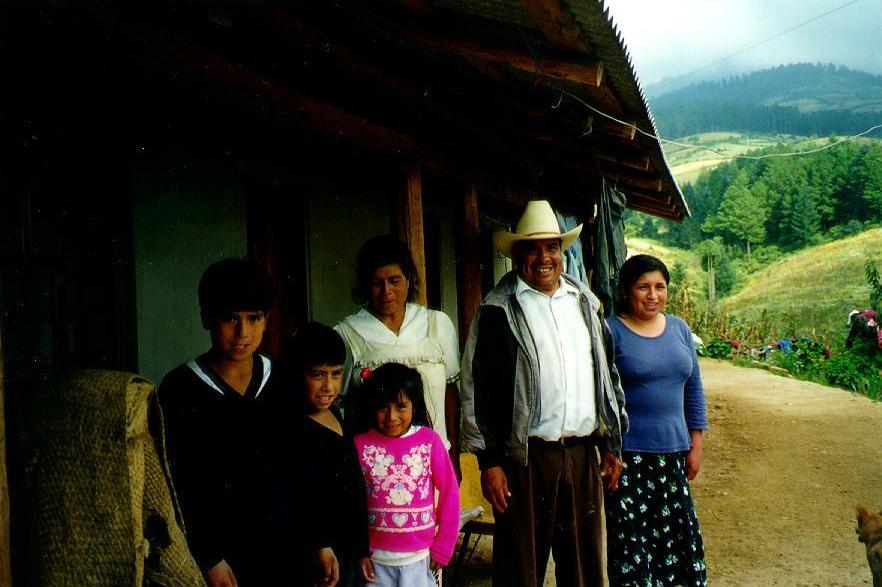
[
  {"left": 722, "top": 228, "right": 882, "bottom": 343},
  {"left": 664, "top": 132, "right": 834, "bottom": 185}
]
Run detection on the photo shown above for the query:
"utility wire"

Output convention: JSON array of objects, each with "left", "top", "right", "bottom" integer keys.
[
  {"left": 556, "top": 84, "right": 882, "bottom": 161},
  {"left": 341, "top": 0, "right": 880, "bottom": 164},
  {"left": 678, "top": 0, "right": 866, "bottom": 81}
]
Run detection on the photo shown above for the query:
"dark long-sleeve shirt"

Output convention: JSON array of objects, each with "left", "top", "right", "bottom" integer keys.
[
  {"left": 158, "top": 354, "right": 296, "bottom": 585},
  {"left": 301, "top": 406, "right": 370, "bottom": 560}
]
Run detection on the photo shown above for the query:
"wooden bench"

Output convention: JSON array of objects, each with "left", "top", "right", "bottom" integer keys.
[{"left": 451, "top": 453, "right": 495, "bottom": 584}]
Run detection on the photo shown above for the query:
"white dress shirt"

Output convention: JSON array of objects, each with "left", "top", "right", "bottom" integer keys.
[{"left": 516, "top": 276, "right": 597, "bottom": 440}]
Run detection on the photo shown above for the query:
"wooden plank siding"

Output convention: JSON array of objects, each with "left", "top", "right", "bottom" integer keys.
[
  {"left": 396, "top": 162, "right": 429, "bottom": 307},
  {"left": 456, "top": 182, "right": 482, "bottom": 347},
  {"left": 0, "top": 328, "right": 10, "bottom": 587}
]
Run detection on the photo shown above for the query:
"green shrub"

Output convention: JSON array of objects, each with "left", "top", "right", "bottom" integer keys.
[
  {"left": 764, "top": 338, "right": 882, "bottom": 400},
  {"left": 821, "top": 353, "right": 875, "bottom": 391},
  {"left": 697, "top": 339, "right": 733, "bottom": 359}
]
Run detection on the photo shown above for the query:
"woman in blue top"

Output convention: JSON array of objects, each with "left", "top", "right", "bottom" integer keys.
[{"left": 605, "top": 254, "right": 708, "bottom": 587}]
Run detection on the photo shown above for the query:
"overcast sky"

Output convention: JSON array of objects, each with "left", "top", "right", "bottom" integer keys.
[{"left": 603, "top": 0, "right": 882, "bottom": 88}]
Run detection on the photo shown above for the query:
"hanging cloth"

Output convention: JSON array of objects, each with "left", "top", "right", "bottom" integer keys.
[
  {"left": 556, "top": 211, "right": 589, "bottom": 286},
  {"left": 591, "top": 179, "right": 628, "bottom": 316}
]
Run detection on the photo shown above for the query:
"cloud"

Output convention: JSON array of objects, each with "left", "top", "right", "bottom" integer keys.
[{"left": 604, "top": 0, "right": 882, "bottom": 85}]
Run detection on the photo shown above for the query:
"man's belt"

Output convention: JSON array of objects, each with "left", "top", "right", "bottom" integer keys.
[{"left": 529, "top": 435, "right": 599, "bottom": 448}]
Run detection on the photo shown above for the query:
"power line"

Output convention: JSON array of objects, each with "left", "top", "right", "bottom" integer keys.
[
  {"left": 348, "top": 0, "right": 879, "bottom": 165},
  {"left": 554, "top": 85, "right": 882, "bottom": 161},
  {"left": 679, "top": 0, "right": 866, "bottom": 81}
]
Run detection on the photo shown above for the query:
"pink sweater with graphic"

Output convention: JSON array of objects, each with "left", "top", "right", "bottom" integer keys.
[{"left": 354, "top": 426, "right": 460, "bottom": 565}]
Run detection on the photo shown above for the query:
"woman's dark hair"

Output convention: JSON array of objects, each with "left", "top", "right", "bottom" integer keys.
[
  {"left": 354, "top": 235, "right": 420, "bottom": 302},
  {"left": 356, "top": 362, "right": 431, "bottom": 434},
  {"left": 617, "top": 254, "right": 670, "bottom": 314},
  {"left": 285, "top": 321, "right": 346, "bottom": 373},
  {"left": 198, "top": 258, "right": 275, "bottom": 324}
]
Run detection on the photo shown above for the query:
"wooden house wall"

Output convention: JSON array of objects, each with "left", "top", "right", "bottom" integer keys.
[{"left": 131, "top": 157, "right": 249, "bottom": 383}]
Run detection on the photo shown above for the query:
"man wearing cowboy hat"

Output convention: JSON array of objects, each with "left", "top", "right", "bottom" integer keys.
[{"left": 461, "top": 200, "right": 628, "bottom": 586}]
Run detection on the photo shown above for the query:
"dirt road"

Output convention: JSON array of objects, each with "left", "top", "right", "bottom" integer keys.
[
  {"left": 693, "top": 359, "right": 881, "bottom": 586},
  {"left": 458, "top": 359, "right": 882, "bottom": 586}
]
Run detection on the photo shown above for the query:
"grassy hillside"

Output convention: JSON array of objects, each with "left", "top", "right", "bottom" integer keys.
[
  {"left": 651, "top": 63, "right": 882, "bottom": 114},
  {"left": 664, "top": 132, "right": 829, "bottom": 185},
  {"left": 649, "top": 64, "right": 882, "bottom": 138},
  {"left": 721, "top": 228, "right": 882, "bottom": 343}
]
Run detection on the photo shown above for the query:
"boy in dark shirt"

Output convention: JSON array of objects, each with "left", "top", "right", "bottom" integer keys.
[
  {"left": 288, "top": 322, "right": 370, "bottom": 587},
  {"left": 159, "top": 258, "right": 295, "bottom": 586}
]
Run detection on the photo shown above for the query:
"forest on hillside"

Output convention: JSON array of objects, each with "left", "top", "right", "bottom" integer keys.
[
  {"left": 640, "top": 66, "right": 882, "bottom": 399},
  {"left": 653, "top": 104, "right": 881, "bottom": 139},
  {"left": 650, "top": 63, "right": 882, "bottom": 138},
  {"left": 637, "top": 139, "right": 882, "bottom": 296}
]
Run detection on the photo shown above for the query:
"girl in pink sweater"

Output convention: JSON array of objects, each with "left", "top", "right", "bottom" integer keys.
[{"left": 353, "top": 363, "right": 460, "bottom": 586}]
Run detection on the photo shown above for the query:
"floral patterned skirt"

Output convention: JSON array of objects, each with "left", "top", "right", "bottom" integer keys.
[{"left": 605, "top": 451, "right": 707, "bottom": 587}]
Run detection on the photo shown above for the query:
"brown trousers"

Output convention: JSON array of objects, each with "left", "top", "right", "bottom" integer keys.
[{"left": 492, "top": 437, "right": 607, "bottom": 587}]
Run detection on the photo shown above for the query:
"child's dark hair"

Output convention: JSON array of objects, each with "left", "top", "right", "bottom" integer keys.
[
  {"left": 198, "top": 258, "right": 275, "bottom": 326},
  {"left": 356, "top": 363, "right": 431, "bottom": 434},
  {"left": 285, "top": 321, "right": 346, "bottom": 373}
]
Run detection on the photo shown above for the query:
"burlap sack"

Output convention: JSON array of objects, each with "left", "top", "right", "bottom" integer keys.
[{"left": 11, "top": 370, "right": 205, "bottom": 586}]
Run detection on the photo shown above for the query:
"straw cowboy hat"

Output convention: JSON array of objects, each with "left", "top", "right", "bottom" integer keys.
[{"left": 494, "top": 200, "right": 583, "bottom": 258}]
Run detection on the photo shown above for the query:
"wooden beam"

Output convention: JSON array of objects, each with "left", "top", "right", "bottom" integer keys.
[
  {"left": 532, "top": 133, "right": 649, "bottom": 171},
  {"left": 250, "top": 5, "right": 517, "bottom": 158},
  {"left": 520, "top": 0, "right": 591, "bottom": 53},
  {"left": 537, "top": 172, "right": 681, "bottom": 221},
  {"left": 122, "top": 18, "right": 453, "bottom": 170},
  {"left": 595, "top": 117, "right": 638, "bottom": 141},
  {"left": 397, "top": 29, "right": 603, "bottom": 87},
  {"left": 623, "top": 190, "right": 679, "bottom": 214},
  {"left": 395, "top": 162, "right": 428, "bottom": 306},
  {"left": 624, "top": 187, "right": 673, "bottom": 204},
  {"left": 619, "top": 174, "right": 663, "bottom": 193},
  {"left": 456, "top": 181, "right": 482, "bottom": 348},
  {"left": 534, "top": 149, "right": 663, "bottom": 194},
  {"left": 397, "top": 0, "right": 434, "bottom": 13},
  {"left": 628, "top": 200, "right": 680, "bottom": 220},
  {"left": 595, "top": 150, "right": 650, "bottom": 172},
  {"left": 0, "top": 327, "right": 9, "bottom": 587}
]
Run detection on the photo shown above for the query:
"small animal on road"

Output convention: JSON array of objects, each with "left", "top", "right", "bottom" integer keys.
[{"left": 856, "top": 505, "right": 882, "bottom": 587}]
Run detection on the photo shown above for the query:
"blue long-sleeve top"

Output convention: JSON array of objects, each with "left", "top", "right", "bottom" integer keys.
[{"left": 606, "top": 314, "right": 708, "bottom": 453}]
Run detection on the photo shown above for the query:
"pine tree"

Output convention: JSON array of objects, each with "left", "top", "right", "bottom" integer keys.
[
  {"left": 860, "top": 144, "right": 882, "bottom": 220},
  {"left": 786, "top": 185, "right": 821, "bottom": 248},
  {"left": 703, "top": 170, "right": 767, "bottom": 258}
]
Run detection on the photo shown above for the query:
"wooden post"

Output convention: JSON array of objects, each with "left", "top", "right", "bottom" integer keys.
[
  {"left": 456, "top": 182, "right": 482, "bottom": 348},
  {"left": 0, "top": 327, "right": 10, "bottom": 587},
  {"left": 395, "top": 162, "right": 428, "bottom": 307}
]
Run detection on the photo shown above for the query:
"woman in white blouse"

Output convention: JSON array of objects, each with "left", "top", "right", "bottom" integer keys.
[{"left": 335, "top": 235, "right": 461, "bottom": 482}]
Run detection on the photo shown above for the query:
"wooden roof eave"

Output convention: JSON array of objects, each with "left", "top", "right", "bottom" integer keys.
[
  {"left": 348, "top": 0, "right": 688, "bottom": 218},
  {"left": 393, "top": 27, "right": 605, "bottom": 88},
  {"left": 383, "top": 0, "right": 688, "bottom": 220},
  {"left": 533, "top": 0, "right": 689, "bottom": 220}
]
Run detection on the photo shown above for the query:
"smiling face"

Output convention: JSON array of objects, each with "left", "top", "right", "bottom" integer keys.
[
  {"left": 515, "top": 238, "right": 563, "bottom": 295},
  {"left": 374, "top": 392, "right": 414, "bottom": 438},
  {"left": 304, "top": 364, "right": 343, "bottom": 413},
  {"left": 625, "top": 270, "right": 669, "bottom": 321},
  {"left": 209, "top": 310, "right": 267, "bottom": 364},
  {"left": 367, "top": 263, "right": 410, "bottom": 319}
]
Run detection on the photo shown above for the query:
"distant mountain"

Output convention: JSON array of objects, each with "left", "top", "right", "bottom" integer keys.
[{"left": 648, "top": 64, "right": 882, "bottom": 138}]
